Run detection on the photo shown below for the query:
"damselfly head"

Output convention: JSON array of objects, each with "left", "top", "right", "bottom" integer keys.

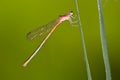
[{"left": 69, "top": 11, "right": 73, "bottom": 16}]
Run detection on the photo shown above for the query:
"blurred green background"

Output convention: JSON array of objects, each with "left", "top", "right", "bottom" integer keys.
[{"left": 0, "top": 0, "right": 120, "bottom": 80}]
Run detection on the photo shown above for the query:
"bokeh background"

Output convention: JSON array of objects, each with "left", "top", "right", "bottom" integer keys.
[{"left": 0, "top": 0, "right": 119, "bottom": 80}]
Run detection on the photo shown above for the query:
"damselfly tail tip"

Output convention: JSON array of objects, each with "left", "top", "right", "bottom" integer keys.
[
  {"left": 22, "top": 63, "right": 27, "bottom": 67},
  {"left": 22, "top": 61, "right": 28, "bottom": 67}
]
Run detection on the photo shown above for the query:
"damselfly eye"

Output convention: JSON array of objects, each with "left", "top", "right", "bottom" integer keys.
[
  {"left": 69, "top": 11, "right": 73, "bottom": 15},
  {"left": 70, "top": 11, "right": 73, "bottom": 13}
]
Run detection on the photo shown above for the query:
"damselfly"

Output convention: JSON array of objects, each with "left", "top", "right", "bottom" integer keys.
[{"left": 23, "top": 11, "right": 76, "bottom": 67}]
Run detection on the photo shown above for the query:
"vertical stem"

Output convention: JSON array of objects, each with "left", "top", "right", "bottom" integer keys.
[
  {"left": 74, "top": 0, "right": 92, "bottom": 80},
  {"left": 97, "top": 0, "right": 112, "bottom": 80}
]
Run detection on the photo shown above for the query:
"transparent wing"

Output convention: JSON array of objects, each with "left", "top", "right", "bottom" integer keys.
[{"left": 27, "top": 19, "right": 58, "bottom": 40}]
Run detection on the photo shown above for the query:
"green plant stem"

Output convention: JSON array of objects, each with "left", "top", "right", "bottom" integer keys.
[
  {"left": 97, "top": 0, "right": 112, "bottom": 80},
  {"left": 74, "top": 0, "right": 92, "bottom": 80}
]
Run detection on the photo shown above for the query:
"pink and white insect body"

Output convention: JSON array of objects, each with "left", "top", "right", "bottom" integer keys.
[{"left": 23, "top": 11, "right": 75, "bottom": 67}]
